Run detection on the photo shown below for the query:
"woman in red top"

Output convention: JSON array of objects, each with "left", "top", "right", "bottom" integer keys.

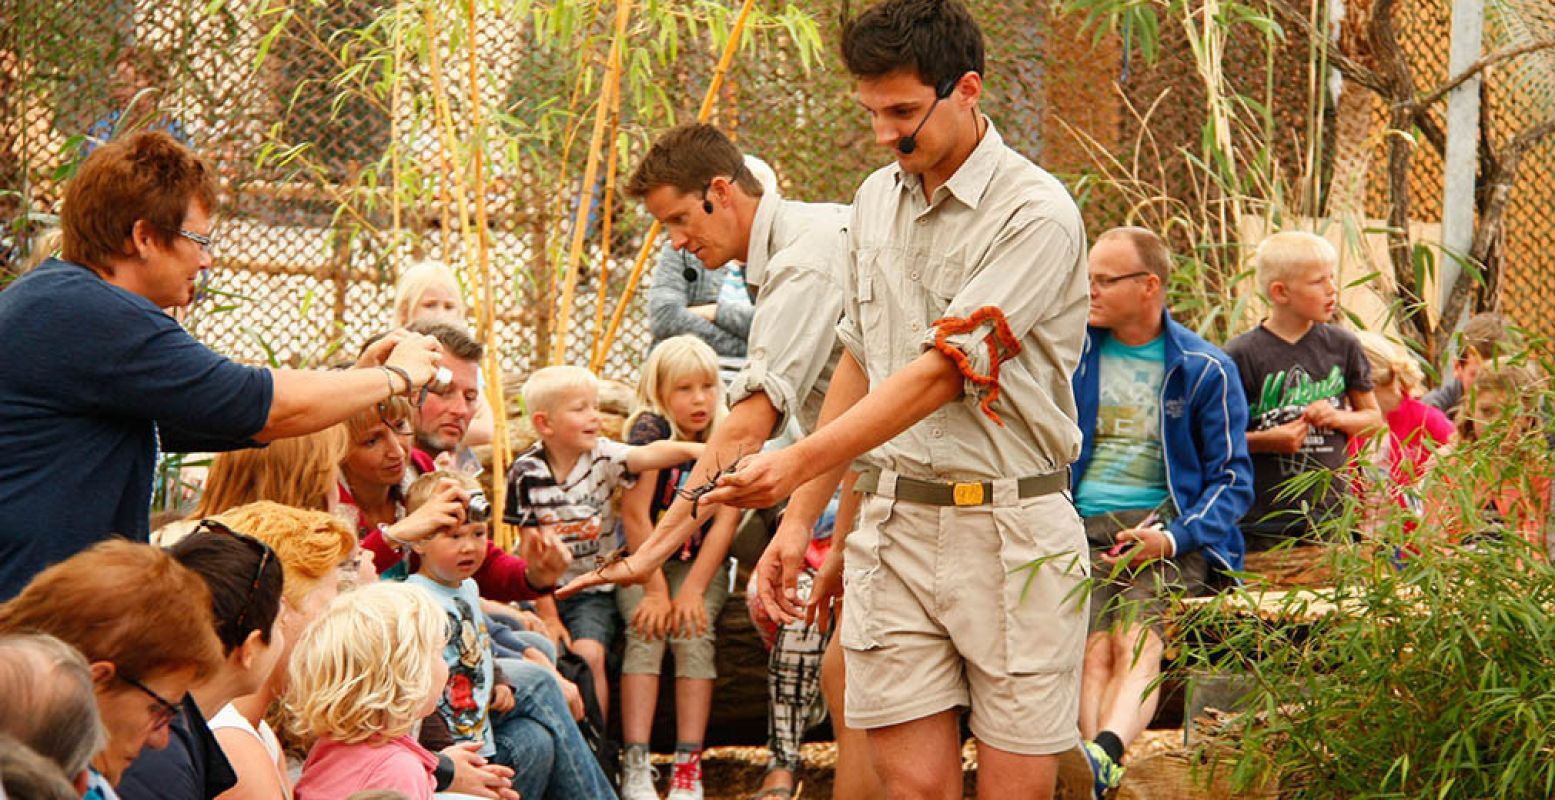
[{"left": 335, "top": 400, "right": 568, "bottom": 600}]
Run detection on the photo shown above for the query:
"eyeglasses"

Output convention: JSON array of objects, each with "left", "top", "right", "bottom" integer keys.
[
  {"left": 1089, "top": 270, "right": 1152, "bottom": 289},
  {"left": 177, "top": 228, "right": 215, "bottom": 254},
  {"left": 195, "top": 519, "right": 275, "bottom": 635},
  {"left": 120, "top": 673, "right": 181, "bottom": 732}
]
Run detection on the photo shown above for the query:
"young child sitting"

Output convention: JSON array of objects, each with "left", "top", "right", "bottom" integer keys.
[
  {"left": 505, "top": 365, "right": 704, "bottom": 721},
  {"left": 403, "top": 470, "right": 617, "bottom": 800},
  {"left": 615, "top": 337, "right": 742, "bottom": 800},
  {"left": 402, "top": 471, "right": 517, "bottom": 764},
  {"left": 289, "top": 582, "right": 481, "bottom": 800},
  {"left": 1225, "top": 231, "right": 1383, "bottom": 551}
]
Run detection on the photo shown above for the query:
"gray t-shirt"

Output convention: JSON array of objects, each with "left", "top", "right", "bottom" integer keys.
[{"left": 1224, "top": 323, "right": 1373, "bottom": 539}]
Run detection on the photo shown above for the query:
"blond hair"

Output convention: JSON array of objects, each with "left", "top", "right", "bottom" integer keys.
[
  {"left": 521, "top": 365, "right": 597, "bottom": 417},
  {"left": 286, "top": 582, "right": 446, "bottom": 744},
  {"left": 404, "top": 470, "right": 481, "bottom": 515},
  {"left": 627, "top": 335, "right": 727, "bottom": 442},
  {"left": 211, "top": 502, "right": 356, "bottom": 609},
  {"left": 394, "top": 260, "right": 465, "bottom": 327},
  {"left": 192, "top": 425, "right": 349, "bottom": 518},
  {"left": 1254, "top": 231, "right": 1337, "bottom": 295},
  {"left": 1354, "top": 330, "right": 1425, "bottom": 393}
]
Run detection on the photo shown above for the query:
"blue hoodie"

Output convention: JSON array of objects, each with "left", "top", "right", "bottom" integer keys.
[{"left": 1072, "top": 312, "right": 1253, "bottom": 574}]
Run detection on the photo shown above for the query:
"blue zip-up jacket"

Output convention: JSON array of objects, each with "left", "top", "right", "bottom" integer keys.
[{"left": 1071, "top": 311, "right": 1253, "bottom": 574}]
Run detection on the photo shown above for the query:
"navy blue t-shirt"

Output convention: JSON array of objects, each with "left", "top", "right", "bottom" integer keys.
[{"left": 0, "top": 258, "right": 273, "bottom": 599}]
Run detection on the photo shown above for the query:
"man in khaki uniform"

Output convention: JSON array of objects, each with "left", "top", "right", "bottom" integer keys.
[
  {"left": 703, "top": 0, "right": 1091, "bottom": 797},
  {"left": 560, "top": 123, "right": 854, "bottom": 586},
  {"left": 562, "top": 123, "right": 878, "bottom": 800}
]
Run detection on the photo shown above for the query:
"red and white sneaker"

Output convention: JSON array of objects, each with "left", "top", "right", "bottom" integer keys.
[{"left": 667, "top": 750, "right": 704, "bottom": 800}]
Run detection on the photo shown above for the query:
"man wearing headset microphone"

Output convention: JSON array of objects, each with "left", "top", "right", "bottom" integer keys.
[{"left": 692, "top": 0, "right": 1094, "bottom": 797}]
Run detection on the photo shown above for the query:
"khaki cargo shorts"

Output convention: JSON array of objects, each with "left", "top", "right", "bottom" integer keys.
[{"left": 838, "top": 489, "right": 1090, "bottom": 756}]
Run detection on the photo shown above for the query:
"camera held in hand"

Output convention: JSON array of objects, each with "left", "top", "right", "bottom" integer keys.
[{"left": 466, "top": 489, "right": 492, "bottom": 523}]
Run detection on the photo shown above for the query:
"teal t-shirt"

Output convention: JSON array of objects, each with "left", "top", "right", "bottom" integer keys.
[
  {"left": 406, "top": 574, "right": 497, "bottom": 757},
  {"left": 1075, "top": 335, "right": 1170, "bottom": 517}
]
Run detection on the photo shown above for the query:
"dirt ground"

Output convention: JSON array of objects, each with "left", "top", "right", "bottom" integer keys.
[{"left": 677, "top": 730, "right": 1191, "bottom": 799}]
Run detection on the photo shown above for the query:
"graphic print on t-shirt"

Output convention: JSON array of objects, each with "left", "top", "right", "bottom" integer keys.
[
  {"left": 1076, "top": 338, "right": 1168, "bottom": 517},
  {"left": 441, "top": 595, "right": 491, "bottom": 744},
  {"left": 1248, "top": 364, "right": 1348, "bottom": 476}
]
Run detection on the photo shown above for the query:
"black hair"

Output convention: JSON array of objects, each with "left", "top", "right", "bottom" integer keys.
[
  {"left": 169, "top": 532, "right": 284, "bottom": 655},
  {"left": 840, "top": 0, "right": 985, "bottom": 91}
]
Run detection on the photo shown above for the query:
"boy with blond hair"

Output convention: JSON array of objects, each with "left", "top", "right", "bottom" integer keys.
[
  {"left": 1224, "top": 231, "right": 1383, "bottom": 550},
  {"left": 405, "top": 470, "right": 615, "bottom": 800},
  {"left": 504, "top": 365, "right": 703, "bottom": 719}
]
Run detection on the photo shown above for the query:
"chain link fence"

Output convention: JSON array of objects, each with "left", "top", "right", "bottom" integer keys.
[
  {"left": 1, "top": 0, "right": 1056, "bottom": 385},
  {"left": 3, "top": 0, "right": 1550, "bottom": 376}
]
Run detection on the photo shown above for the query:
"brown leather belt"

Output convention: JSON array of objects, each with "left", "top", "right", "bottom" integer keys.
[{"left": 854, "top": 466, "right": 1071, "bottom": 507}]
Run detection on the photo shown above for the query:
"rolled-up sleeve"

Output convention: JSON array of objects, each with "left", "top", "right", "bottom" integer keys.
[
  {"left": 835, "top": 207, "right": 867, "bottom": 368},
  {"left": 918, "top": 215, "right": 1083, "bottom": 408},
  {"left": 729, "top": 257, "right": 846, "bottom": 437}
]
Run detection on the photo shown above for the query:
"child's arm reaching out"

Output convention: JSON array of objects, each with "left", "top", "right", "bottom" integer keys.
[{"left": 625, "top": 439, "right": 705, "bottom": 473}]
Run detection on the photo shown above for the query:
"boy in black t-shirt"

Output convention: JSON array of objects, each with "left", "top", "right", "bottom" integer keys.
[{"left": 1225, "top": 232, "right": 1383, "bottom": 550}]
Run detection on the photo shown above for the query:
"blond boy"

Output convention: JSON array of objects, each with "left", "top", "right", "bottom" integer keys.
[
  {"left": 502, "top": 365, "right": 703, "bottom": 717},
  {"left": 1224, "top": 232, "right": 1383, "bottom": 550}
]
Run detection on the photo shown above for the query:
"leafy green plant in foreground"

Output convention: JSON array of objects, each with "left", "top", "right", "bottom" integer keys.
[{"left": 1176, "top": 374, "right": 1555, "bottom": 798}]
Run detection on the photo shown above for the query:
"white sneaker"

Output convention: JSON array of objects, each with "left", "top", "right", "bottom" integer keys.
[
  {"left": 666, "top": 753, "right": 703, "bottom": 800},
  {"left": 620, "top": 747, "right": 661, "bottom": 800}
]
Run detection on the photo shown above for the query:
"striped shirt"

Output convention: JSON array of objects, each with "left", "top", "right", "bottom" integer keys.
[{"left": 503, "top": 439, "right": 636, "bottom": 590}]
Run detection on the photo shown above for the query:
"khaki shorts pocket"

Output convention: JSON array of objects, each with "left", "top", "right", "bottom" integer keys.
[
  {"left": 839, "top": 494, "right": 891, "bottom": 652},
  {"left": 994, "top": 499, "right": 1089, "bottom": 674}
]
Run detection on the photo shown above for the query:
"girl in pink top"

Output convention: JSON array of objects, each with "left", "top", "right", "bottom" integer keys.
[
  {"left": 1350, "top": 331, "right": 1454, "bottom": 512},
  {"left": 287, "top": 583, "right": 449, "bottom": 800}
]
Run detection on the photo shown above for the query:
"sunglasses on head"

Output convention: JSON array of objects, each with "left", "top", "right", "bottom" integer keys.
[{"left": 195, "top": 518, "right": 276, "bottom": 634}]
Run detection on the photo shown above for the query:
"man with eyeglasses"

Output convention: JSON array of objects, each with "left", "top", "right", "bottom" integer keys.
[
  {"left": 0, "top": 130, "right": 445, "bottom": 601},
  {"left": 1070, "top": 227, "right": 1252, "bottom": 797}
]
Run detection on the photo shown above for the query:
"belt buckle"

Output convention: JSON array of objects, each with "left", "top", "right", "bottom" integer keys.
[{"left": 952, "top": 482, "right": 985, "bottom": 506}]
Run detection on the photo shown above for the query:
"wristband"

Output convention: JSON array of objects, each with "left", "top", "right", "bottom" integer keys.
[
  {"left": 525, "top": 571, "right": 557, "bottom": 596},
  {"left": 381, "top": 365, "right": 413, "bottom": 396},
  {"left": 433, "top": 753, "right": 455, "bottom": 792}
]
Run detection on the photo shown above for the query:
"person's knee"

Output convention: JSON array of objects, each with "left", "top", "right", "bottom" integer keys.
[
  {"left": 875, "top": 756, "right": 958, "bottom": 799},
  {"left": 670, "top": 639, "right": 717, "bottom": 681},
  {"left": 1110, "top": 625, "right": 1162, "bottom": 670},
  {"left": 1083, "top": 632, "right": 1114, "bottom": 671},
  {"left": 573, "top": 639, "right": 606, "bottom": 665}
]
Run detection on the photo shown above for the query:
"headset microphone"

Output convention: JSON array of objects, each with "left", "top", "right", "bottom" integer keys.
[
  {"left": 684, "top": 265, "right": 699, "bottom": 282},
  {"left": 897, "top": 78, "right": 958, "bottom": 156}
]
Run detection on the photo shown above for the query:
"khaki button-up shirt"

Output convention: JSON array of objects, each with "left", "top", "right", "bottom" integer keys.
[
  {"left": 836, "top": 120, "right": 1089, "bottom": 481},
  {"left": 727, "top": 191, "right": 851, "bottom": 436}
]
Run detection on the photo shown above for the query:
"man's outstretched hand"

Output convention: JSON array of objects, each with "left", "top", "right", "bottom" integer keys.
[
  {"left": 700, "top": 449, "right": 805, "bottom": 510},
  {"left": 555, "top": 551, "right": 645, "bottom": 599}
]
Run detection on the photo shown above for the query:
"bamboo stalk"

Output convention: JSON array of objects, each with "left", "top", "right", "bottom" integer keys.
[
  {"left": 590, "top": 0, "right": 759, "bottom": 372},
  {"left": 389, "top": 0, "right": 405, "bottom": 254},
  {"left": 422, "top": 3, "right": 478, "bottom": 268},
  {"left": 460, "top": 0, "right": 517, "bottom": 551},
  {"left": 589, "top": 69, "right": 625, "bottom": 367},
  {"left": 551, "top": 0, "right": 635, "bottom": 364},
  {"left": 544, "top": 1, "right": 608, "bottom": 340}
]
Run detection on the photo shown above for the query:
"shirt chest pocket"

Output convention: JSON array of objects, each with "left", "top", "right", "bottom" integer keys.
[{"left": 920, "top": 253, "right": 969, "bottom": 317}]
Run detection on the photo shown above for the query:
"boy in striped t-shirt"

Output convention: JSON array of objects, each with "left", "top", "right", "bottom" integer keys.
[{"left": 504, "top": 365, "right": 703, "bottom": 719}]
